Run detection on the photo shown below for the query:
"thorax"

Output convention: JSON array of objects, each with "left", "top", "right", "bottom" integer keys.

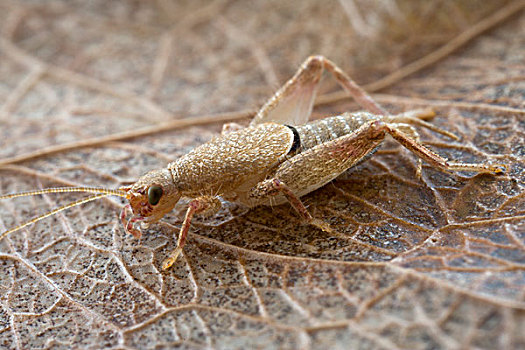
[{"left": 169, "top": 123, "right": 294, "bottom": 198}]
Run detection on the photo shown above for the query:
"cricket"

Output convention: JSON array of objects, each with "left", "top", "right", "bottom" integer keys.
[{"left": 0, "top": 56, "right": 506, "bottom": 270}]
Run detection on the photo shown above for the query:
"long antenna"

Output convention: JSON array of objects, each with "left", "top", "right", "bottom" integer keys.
[
  {"left": 0, "top": 186, "right": 129, "bottom": 240},
  {"left": 0, "top": 186, "right": 128, "bottom": 200},
  {"left": 0, "top": 193, "right": 110, "bottom": 240}
]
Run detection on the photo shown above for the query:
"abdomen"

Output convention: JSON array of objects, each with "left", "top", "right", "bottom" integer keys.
[{"left": 296, "top": 112, "right": 381, "bottom": 151}]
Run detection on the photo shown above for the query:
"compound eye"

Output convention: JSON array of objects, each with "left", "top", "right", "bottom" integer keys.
[{"left": 147, "top": 185, "right": 163, "bottom": 206}]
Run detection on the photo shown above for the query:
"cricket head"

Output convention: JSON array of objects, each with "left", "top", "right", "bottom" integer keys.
[{"left": 120, "top": 168, "right": 181, "bottom": 237}]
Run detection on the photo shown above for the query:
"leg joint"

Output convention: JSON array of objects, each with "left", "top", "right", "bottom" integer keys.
[
  {"left": 189, "top": 196, "right": 221, "bottom": 215},
  {"left": 369, "top": 120, "right": 388, "bottom": 137},
  {"left": 249, "top": 179, "right": 281, "bottom": 199},
  {"left": 305, "top": 55, "right": 326, "bottom": 67}
]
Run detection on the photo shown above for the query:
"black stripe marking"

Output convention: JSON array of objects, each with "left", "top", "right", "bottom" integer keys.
[{"left": 285, "top": 125, "right": 301, "bottom": 154}]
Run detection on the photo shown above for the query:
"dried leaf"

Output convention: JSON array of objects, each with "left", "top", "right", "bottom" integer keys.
[{"left": 0, "top": 1, "right": 524, "bottom": 349}]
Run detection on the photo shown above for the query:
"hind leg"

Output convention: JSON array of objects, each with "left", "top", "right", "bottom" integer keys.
[
  {"left": 390, "top": 123, "right": 424, "bottom": 177},
  {"left": 249, "top": 120, "right": 505, "bottom": 224},
  {"left": 251, "top": 55, "right": 388, "bottom": 126},
  {"left": 384, "top": 122, "right": 505, "bottom": 174}
]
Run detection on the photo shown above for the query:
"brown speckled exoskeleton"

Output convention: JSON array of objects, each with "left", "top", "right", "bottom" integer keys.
[{"left": 0, "top": 56, "right": 506, "bottom": 270}]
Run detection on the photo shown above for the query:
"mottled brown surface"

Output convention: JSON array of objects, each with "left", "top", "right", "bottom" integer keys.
[
  {"left": 173, "top": 123, "right": 293, "bottom": 200},
  {"left": 0, "top": 1, "right": 524, "bottom": 349}
]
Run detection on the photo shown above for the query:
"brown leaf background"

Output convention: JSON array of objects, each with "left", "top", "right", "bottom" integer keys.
[{"left": 0, "top": 1, "right": 524, "bottom": 349}]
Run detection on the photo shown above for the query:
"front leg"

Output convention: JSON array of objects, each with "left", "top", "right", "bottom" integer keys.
[{"left": 162, "top": 196, "right": 221, "bottom": 270}]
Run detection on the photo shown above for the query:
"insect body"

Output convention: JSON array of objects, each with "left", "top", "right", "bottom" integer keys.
[{"left": 0, "top": 56, "right": 505, "bottom": 270}]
